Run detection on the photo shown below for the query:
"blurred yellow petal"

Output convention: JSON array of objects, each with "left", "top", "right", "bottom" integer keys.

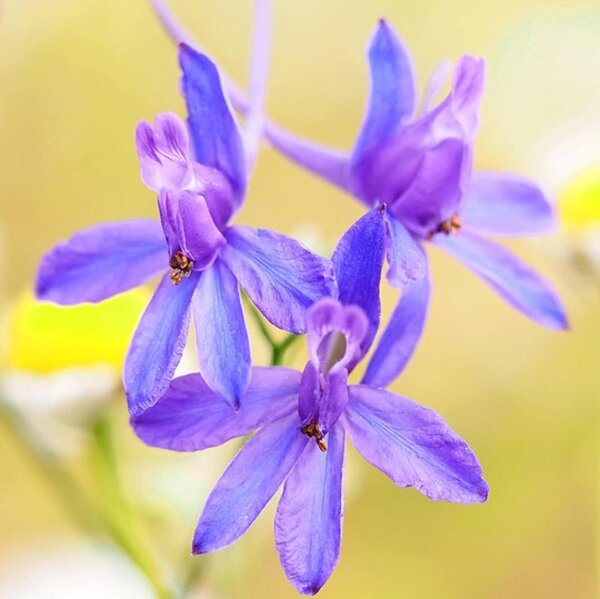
[
  {"left": 558, "top": 163, "right": 600, "bottom": 229},
  {"left": 5, "top": 289, "right": 150, "bottom": 372}
]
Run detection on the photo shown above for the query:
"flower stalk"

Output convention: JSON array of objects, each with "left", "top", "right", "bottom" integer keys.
[
  {"left": 0, "top": 394, "right": 173, "bottom": 598},
  {"left": 244, "top": 0, "right": 272, "bottom": 168},
  {"left": 90, "top": 415, "right": 173, "bottom": 599}
]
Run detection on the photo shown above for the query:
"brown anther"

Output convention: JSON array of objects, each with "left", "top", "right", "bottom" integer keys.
[
  {"left": 428, "top": 213, "right": 462, "bottom": 239},
  {"left": 169, "top": 251, "right": 194, "bottom": 285},
  {"left": 301, "top": 419, "right": 328, "bottom": 452}
]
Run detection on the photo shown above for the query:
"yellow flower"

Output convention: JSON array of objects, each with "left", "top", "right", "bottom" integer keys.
[
  {"left": 5, "top": 289, "right": 150, "bottom": 373},
  {"left": 559, "top": 163, "right": 600, "bottom": 230}
]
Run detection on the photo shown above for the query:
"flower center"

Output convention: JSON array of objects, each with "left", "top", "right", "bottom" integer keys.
[
  {"left": 300, "top": 418, "right": 327, "bottom": 452},
  {"left": 428, "top": 213, "right": 462, "bottom": 239},
  {"left": 169, "top": 251, "right": 194, "bottom": 285}
]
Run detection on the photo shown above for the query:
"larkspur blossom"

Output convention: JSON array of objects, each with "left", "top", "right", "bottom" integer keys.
[
  {"left": 249, "top": 20, "right": 569, "bottom": 388},
  {"left": 131, "top": 207, "right": 488, "bottom": 595},
  {"left": 36, "top": 46, "right": 335, "bottom": 413}
]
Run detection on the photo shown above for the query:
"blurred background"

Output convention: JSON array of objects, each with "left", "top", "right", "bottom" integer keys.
[{"left": 1, "top": 0, "right": 599, "bottom": 597}]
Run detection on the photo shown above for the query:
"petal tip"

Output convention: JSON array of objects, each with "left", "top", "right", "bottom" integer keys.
[
  {"left": 191, "top": 539, "right": 203, "bottom": 555},
  {"left": 178, "top": 42, "right": 217, "bottom": 75},
  {"left": 552, "top": 308, "right": 570, "bottom": 331},
  {"left": 294, "top": 580, "right": 325, "bottom": 596},
  {"left": 34, "top": 276, "right": 48, "bottom": 301},
  {"left": 375, "top": 17, "right": 393, "bottom": 38},
  {"left": 124, "top": 381, "right": 162, "bottom": 419},
  {"left": 554, "top": 317, "right": 570, "bottom": 332},
  {"left": 539, "top": 304, "right": 569, "bottom": 331},
  {"left": 473, "top": 479, "right": 490, "bottom": 503},
  {"left": 191, "top": 530, "right": 215, "bottom": 555}
]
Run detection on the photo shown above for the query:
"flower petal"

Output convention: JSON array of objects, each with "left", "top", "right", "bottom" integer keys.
[
  {"left": 332, "top": 207, "right": 386, "bottom": 356},
  {"left": 221, "top": 226, "right": 336, "bottom": 334},
  {"left": 275, "top": 424, "right": 345, "bottom": 595},
  {"left": 350, "top": 56, "right": 483, "bottom": 216},
  {"left": 352, "top": 20, "right": 416, "bottom": 167},
  {"left": 124, "top": 271, "right": 198, "bottom": 416},
  {"left": 131, "top": 366, "right": 300, "bottom": 451},
  {"left": 385, "top": 214, "right": 427, "bottom": 288},
  {"left": 449, "top": 55, "right": 485, "bottom": 139},
  {"left": 343, "top": 385, "right": 488, "bottom": 503},
  {"left": 192, "top": 259, "right": 250, "bottom": 406},
  {"left": 354, "top": 56, "right": 484, "bottom": 233},
  {"left": 306, "top": 299, "right": 369, "bottom": 374},
  {"left": 157, "top": 190, "right": 180, "bottom": 257},
  {"left": 265, "top": 123, "right": 351, "bottom": 192},
  {"left": 36, "top": 220, "right": 166, "bottom": 305},
  {"left": 298, "top": 362, "right": 320, "bottom": 426},
  {"left": 193, "top": 414, "right": 308, "bottom": 554},
  {"left": 461, "top": 172, "right": 556, "bottom": 236},
  {"left": 319, "top": 369, "right": 349, "bottom": 434},
  {"left": 362, "top": 273, "right": 431, "bottom": 387},
  {"left": 390, "top": 137, "right": 468, "bottom": 238},
  {"left": 421, "top": 59, "right": 452, "bottom": 114},
  {"left": 179, "top": 44, "right": 247, "bottom": 202},
  {"left": 175, "top": 191, "right": 226, "bottom": 268},
  {"left": 135, "top": 112, "right": 192, "bottom": 192},
  {"left": 434, "top": 231, "right": 568, "bottom": 330}
]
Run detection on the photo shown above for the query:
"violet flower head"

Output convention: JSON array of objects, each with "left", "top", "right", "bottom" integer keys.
[
  {"left": 265, "top": 20, "right": 568, "bottom": 386},
  {"left": 36, "top": 46, "right": 335, "bottom": 413},
  {"left": 131, "top": 207, "right": 488, "bottom": 595}
]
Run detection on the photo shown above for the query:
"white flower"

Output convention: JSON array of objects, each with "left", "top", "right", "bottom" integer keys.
[
  {"left": 0, "top": 365, "right": 118, "bottom": 455},
  {"left": 0, "top": 542, "right": 153, "bottom": 599}
]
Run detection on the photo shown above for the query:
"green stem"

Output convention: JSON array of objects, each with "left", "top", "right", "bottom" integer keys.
[
  {"left": 178, "top": 557, "right": 206, "bottom": 598},
  {"left": 242, "top": 293, "right": 301, "bottom": 367},
  {"left": 91, "top": 415, "right": 173, "bottom": 599},
  {"left": 242, "top": 294, "right": 277, "bottom": 348},
  {"left": 271, "top": 334, "right": 300, "bottom": 366},
  {"left": 0, "top": 397, "right": 173, "bottom": 599}
]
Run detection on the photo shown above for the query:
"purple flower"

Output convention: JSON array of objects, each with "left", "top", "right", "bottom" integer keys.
[
  {"left": 261, "top": 20, "right": 568, "bottom": 386},
  {"left": 131, "top": 207, "right": 488, "bottom": 595},
  {"left": 36, "top": 46, "right": 335, "bottom": 413}
]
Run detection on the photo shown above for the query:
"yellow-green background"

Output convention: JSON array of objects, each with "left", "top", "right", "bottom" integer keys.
[{"left": 1, "top": 0, "right": 599, "bottom": 597}]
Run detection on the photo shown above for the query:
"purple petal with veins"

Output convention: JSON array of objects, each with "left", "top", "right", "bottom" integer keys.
[
  {"left": 193, "top": 414, "right": 307, "bottom": 554},
  {"left": 36, "top": 219, "right": 166, "bottom": 305},
  {"left": 132, "top": 367, "right": 300, "bottom": 451},
  {"left": 461, "top": 171, "right": 556, "bottom": 237},
  {"left": 275, "top": 424, "right": 345, "bottom": 595}
]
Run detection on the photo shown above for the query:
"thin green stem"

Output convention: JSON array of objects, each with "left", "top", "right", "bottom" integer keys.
[
  {"left": 90, "top": 415, "right": 173, "bottom": 599},
  {"left": 271, "top": 334, "right": 300, "bottom": 366},
  {"left": 241, "top": 294, "right": 301, "bottom": 367},
  {"left": 178, "top": 557, "right": 206, "bottom": 598},
  {"left": 242, "top": 293, "right": 277, "bottom": 348}
]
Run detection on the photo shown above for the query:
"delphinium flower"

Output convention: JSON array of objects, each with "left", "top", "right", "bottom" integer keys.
[
  {"left": 35, "top": 45, "right": 335, "bottom": 414},
  {"left": 256, "top": 20, "right": 569, "bottom": 387},
  {"left": 131, "top": 207, "right": 488, "bottom": 595}
]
